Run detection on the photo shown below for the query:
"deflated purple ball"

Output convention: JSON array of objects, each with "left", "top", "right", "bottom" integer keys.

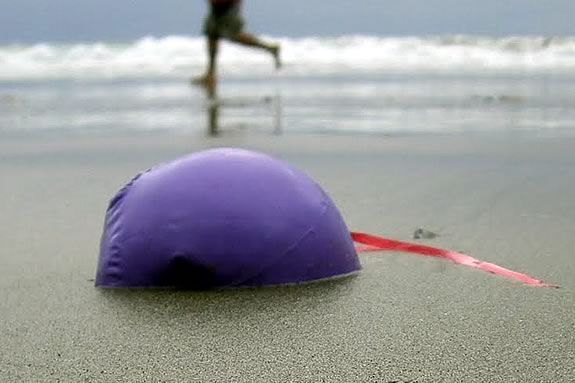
[{"left": 96, "top": 148, "right": 360, "bottom": 288}]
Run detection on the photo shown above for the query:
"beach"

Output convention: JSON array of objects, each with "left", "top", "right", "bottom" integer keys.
[
  {"left": 1, "top": 35, "right": 575, "bottom": 382},
  {"left": 1, "top": 126, "right": 574, "bottom": 382}
]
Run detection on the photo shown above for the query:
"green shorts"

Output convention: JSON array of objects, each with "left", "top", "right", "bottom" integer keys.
[{"left": 203, "top": 4, "right": 244, "bottom": 39}]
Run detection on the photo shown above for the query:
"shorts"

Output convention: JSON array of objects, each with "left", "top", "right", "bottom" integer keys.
[{"left": 202, "top": 3, "right": 244, "bottom": 39}]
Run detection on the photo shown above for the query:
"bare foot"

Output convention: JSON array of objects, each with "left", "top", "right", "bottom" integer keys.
[
  {"left": 191, "top": 74, "right": 215, "bottom": 91},
  {"left": 271, "top": 45, "right": 281, "bottom": 70}
]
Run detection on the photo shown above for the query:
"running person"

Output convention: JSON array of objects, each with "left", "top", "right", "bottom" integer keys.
[{"left": 193, "top": 0, "right": 281, "bottom": 91}]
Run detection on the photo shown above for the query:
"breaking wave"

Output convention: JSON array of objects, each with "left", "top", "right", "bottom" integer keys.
[{"left": 1, "top": 35, "right": 575, "bottom": 80}]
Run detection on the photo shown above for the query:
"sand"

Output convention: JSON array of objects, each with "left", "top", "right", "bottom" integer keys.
[{"left": 1, "top": 131, "right": 574, "bottom": 382}]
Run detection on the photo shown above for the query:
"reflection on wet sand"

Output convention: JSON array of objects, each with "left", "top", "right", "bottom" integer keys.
[{"left": 205, "top": 89, "right": 282, "bottom": 136}]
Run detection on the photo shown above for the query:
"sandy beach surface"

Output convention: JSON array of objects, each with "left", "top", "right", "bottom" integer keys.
[{"left": 1, "top": 130, "right": 574, "bottom": 382}]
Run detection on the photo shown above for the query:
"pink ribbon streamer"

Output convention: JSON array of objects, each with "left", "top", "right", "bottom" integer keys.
[{"left": 351, "top": 231, "right": 557, "bottom": 288}]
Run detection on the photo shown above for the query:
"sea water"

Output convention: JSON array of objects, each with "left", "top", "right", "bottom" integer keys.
[{"left": 1, "top": 35, "right": 575, "bottom": 136}]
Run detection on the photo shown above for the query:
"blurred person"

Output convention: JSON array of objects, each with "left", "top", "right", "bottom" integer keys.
[{"left": 192, "top": 0, "right": 281, "bottom": 92}]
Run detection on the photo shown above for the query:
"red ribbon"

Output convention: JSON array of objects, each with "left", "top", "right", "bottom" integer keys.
[{"left": 351, "top": 231, "right": 557, "bottom": 288}]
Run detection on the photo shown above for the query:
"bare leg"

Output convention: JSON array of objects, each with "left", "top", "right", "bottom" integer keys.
[
  {"left": 230, "top": 32, "right": 281, "bottom": 69},
  {"left": 192, "top": 36, "right": 218, "bottom": 92}
]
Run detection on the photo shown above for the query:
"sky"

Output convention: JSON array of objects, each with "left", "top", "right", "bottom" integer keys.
[{"left": 0, "top": 0, "right": 574, "bottom": 43}]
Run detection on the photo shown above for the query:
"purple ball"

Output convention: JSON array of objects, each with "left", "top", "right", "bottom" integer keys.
[{"left": 96, "top": 148, "right": 360, "bottom": 288}]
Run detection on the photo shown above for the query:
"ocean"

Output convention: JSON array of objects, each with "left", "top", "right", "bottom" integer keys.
[{"left": 1, "top": 35, "right": 575, "bottom": 136}]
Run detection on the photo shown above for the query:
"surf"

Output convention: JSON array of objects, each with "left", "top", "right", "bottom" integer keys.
[{"left": 2, "top": 35, "right": 575, "bottom": 81}]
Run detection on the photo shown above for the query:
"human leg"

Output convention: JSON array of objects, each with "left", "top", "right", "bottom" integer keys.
[
  {"left": 192, "top": 36, "right": 219, "bottom": 91},
  {"left": 230, "top": 32, "right": 281, "bottom": 69}
]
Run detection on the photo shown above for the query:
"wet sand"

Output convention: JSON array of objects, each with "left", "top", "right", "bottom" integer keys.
[{"left": 1, "top": 131, "right": 574, "bottom": 382}]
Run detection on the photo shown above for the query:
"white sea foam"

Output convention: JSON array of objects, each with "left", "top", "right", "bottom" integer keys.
[{"left": 1, "top": 35, "right": 575, "bottom": 81}]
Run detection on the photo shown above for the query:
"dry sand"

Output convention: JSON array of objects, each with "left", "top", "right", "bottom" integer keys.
[{"left": 1, "top": 131, "right": 574, "bottom": 382}]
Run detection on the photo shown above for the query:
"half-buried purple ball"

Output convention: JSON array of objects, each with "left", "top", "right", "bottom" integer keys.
[{"left": 96, "top": 148, "right": 360, "bottom": 288}]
